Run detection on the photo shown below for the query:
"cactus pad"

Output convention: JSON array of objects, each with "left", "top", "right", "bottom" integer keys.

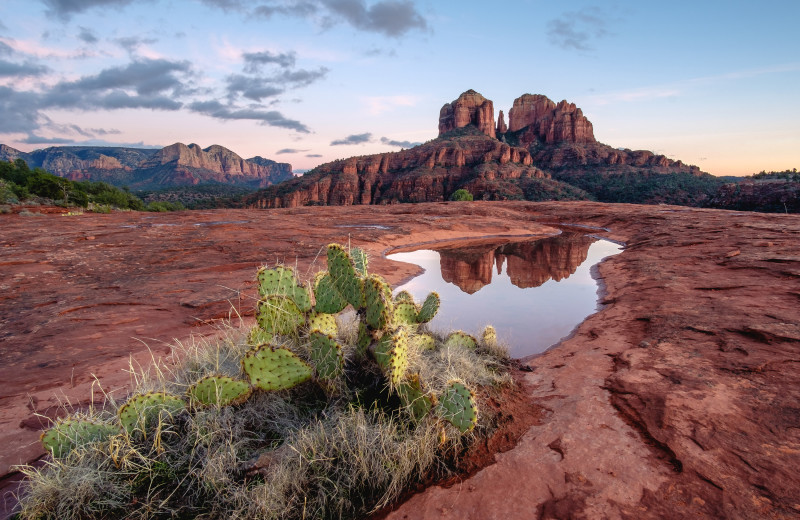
[
  {"left": 397, "top": 374, "right": 433, "bottom": 422},
  {"left": 350, "top": 247, "right": 368, "bottom": 276},
  {"left": 309, "top": 331, "right": 344, "bottom": 380},
  {"left": 187, "top": 375, "right": 252, "bottom": 408},
  {"left": 41, "top": 419, "right": 119, "bottom": 458},
  {"left": 444, "top": 330, "right": 477, "bottom": 350},
  {"left": 247, "top": 326, "right": 273, "bottom": 346},
  {"left": 436, "top": 380, "right": 478, "bottom": 433},
  {"left": 482, "top": 325, "right": 497, "bottom": 347},
  {"left": 257, "top": 266, "right": 312, "bottom": 312},
  {"left": 242, "top": 345, "right": 312, "bottom": 391},
  {"left": 356, "top": 320, "right": 371, "bottom": 357},
  {"left": 118, "top": 392, "right": 185, "bottom": 435},
  {"left": 257, "top": 295, "right": 305, "bottom": 335},
  {"left": 313, "top": 272, "right": 348, "bottom": 314},
  {"left": 374, "top": 328, "right": 409, "bottom": 387},
  {"left": 364, "top": 275, "right": 393, "bottom": 330},
  {"left": 393, "top": 302, "right": 419, "bottom": 326},
  {"left": 411, "top": 333, "right": 436, "bottom": 351},
  {"left": 308, "top": 312, "right": 338, "bottom": 337},
  {"left": 327, "top": 243, "right": 364, "bottom": 308},
  {"left": 393, "top": 290, "right": 415, "bottom": 305},
  {"left": 416, "top": 292, "right": 440, "bottom": 323}
]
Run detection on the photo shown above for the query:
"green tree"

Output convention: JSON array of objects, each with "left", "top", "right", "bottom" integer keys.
[{"left": 450, "top": 188, "right": 473, "bottom": 201}]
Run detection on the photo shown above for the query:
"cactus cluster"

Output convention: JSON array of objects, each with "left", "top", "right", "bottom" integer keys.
[{"left": 40, "top": 243, "right": 482, "bottom": 460}]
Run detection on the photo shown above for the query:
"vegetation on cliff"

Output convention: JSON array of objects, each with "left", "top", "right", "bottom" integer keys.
[{"left": 0, "top": 159, "right": 184, "bottom": 212}]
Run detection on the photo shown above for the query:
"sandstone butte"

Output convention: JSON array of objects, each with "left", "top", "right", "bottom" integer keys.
[
  {"left": 244, "top": 89, "right": 703, "bottom": 210},
  {"left": 1, "top": 201, "right": 799, "bottom": 519}
]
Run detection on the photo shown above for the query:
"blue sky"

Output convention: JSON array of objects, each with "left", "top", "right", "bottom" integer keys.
[{"left": 0, "top": 0, "right": 797, "bottom": 175}]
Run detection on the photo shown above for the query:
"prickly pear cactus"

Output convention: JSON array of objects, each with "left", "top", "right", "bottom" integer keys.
[
  {"left": 364, "top": 275, "right": 393, "bottom": 330},
  {"left": 435, "top": 380, "right": 478, "bottom": 433},
  {"left": 397, "top": 374, "right": 433, "bottom": 422},
  {"left": 350, "top": 247, "right": 368, "bottom": 277},
  {"left": 444, "top": 330, "right": 477, "bottom": 350},
  {"left": 393, "top": 290, "right": 415, "bottom": 305},
  {"left": 327, "top": 243, "right": 364, "bottom": 309},
  {"left": 482, "top": 325, "right": 497, "bottom": 347},
  {"left": 313, "top": 272, "right": 348, "bottom": 314},
  {"left": 411, "top": 333, "right": 436, "bottom": 351},
  {"left": 356, "top": 320, "right": 371, "bottom": 357},
  {"left": 393, "top": 302, "right": 419, "bottom": 326},
  {"left": 187, "top": 375, "right": 253, "bottom": 408},
  {"left": 308, "top": 312, "right": 338, "bottom": 337},
  {"left": 242, "top": 345, "right": 312, "bottom": 391},
  {"left": 247, "top": 326, "right": 273, "bottom": 346},
  {"left": 257, "top": 266, "right": 312, "bottom": 312},
  {"left": 118, "top": 392, "right": 186, "bottom": 435},
  {"left": 374, "top": 327, "right": 409, "bottom": 387},
  {"left": 309, "top": 331, "right": 344, "bottom": 380},
  {"left": 41, "top": 419, "right": 119, "bottom": 458},
  {"left": 257, "top": 295, "right": 305, "bottom": 336},
  {"left": 416, "top": 292, "right": 440, "bottom": 324}
]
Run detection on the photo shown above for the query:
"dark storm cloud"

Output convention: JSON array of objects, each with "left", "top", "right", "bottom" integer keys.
[
  {"left": 547, "top": 7, "right": 611, "bottom": 52},
  {"left": 330, "top": 132, "right": 372, "bottom": 145},
  {"left": 0, "top": 59, "right": 49, "bottom": 77},
  {"left": 242, "top": 50, "right": 297, "bottom": 72},
  {"left": 380, "top": 136, "right": 419, "bottom": 148},
  {"left": 276, "top": 148, "right": 309, "bottom": 154},
  {"left": 188, "top": 100, "right": 310, "bottom": 132},
  {"left": 77, "top": 27, "right": 98, "bottom": 44}
]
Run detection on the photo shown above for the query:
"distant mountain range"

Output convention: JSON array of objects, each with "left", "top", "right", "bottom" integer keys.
[
  {"left": 0, "top": 142, "right": 293, "bottom": 191},
  {"left": 244, "top": 89, "right": 723, "bottom": 209}
]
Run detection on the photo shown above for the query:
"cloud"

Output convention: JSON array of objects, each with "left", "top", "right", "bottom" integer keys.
[
  {"left": 115, "top": 36, "right": 159, "bottom": 54},
  {"left": 52, "top": 58, "right": 190, "bottom": 96},
  {"left": 330, "top": 132, "right": 372, "bottom": 145},
  {"left": 276, "top": 148, "right": 309, "bottom": 154},
  {"left": 0, "top": 42, "right": 13, "bottom": 56},
  {"left": 0, "top": 86, "right": 44, "bottom": 133},
  {"left": 188, "top": 100, "right": 310, "bottom": 132},
  {"left": 306, "top": 153, "right": 323, "bottom": 157},
  {"left": 320, "top": 0, "right": 428, "bottom": 37},
  {"left": 41, "top": 0, "right": 138, "bottom": 19},
  {"left": 226, "top": 67, "right": 328, "bottom": 101},
  {"left": 19, "top": 134, "right": 77, "bottom": 144},
  {"left": 0, "top": 59, "right": 49, "bottom": 77},
  {"left": 242, "top": 50, "right": 296, "bottom": 72},
  {"left": 547, "top": 7, "right": 611, "bottom": 52},
  {"left": 78, "top": 27, "right": 98, "bottom": 44},
  {"left": 380, "top": 136, "right": 419, "bottom": 148}
]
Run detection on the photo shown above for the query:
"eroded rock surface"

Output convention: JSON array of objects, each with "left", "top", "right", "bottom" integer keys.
[{"left": 2, "top": 202, "right": 799, "bottom": 520}]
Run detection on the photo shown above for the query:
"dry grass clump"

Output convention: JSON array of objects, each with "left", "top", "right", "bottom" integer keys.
[{"left": 16, "top": 315, "right": 512, "bottom": 520}]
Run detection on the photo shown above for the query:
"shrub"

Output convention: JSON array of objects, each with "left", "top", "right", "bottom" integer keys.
[{"left": 450, "top": 188, "right": 473, "bottom": 201}]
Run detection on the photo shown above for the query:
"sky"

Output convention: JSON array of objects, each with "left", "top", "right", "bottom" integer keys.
[{"left": 0, "top": 0, "right": 798, "bottom": 176}]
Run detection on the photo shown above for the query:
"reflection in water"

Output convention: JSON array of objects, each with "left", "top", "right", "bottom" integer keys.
[{"left": 387, "top": 234, "right": 621, "bottom": 358}]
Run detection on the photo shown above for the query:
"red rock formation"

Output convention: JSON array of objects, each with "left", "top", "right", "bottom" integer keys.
[
  {"left": 438, "top": 90, "right": 496, "bottom": 138},
  {"left": 496, "top": 110, "right": 508, "bottom": 134},
  {"left": 246, "top": 130, "right": 547, "bottom": 208},
  {"left": 508, "top": 94, "right": 595, "bottom": 144}
]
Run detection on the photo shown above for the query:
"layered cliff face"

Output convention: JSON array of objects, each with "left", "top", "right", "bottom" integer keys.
[
  {"left": 438, "top": 90, "right": 496, "bottom": 138},
  {"left": 437, "top": 234, "right": 595, "bottom": 294},
  {"left": 246, "top": 127, "right": 558, "bottom": 208},
  {"left": 0, "top": 143, "right": 292, "bottom": 190},
  {"left": 506, "top": 94, "right": 595, "bottom": 144}
]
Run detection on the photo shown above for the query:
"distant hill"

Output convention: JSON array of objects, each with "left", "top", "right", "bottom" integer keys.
[
  {"left": 0, "top": 142, "right": 293, "bottom": 191},
  {"left": 243, "top": 89, "right": 718, "bottom": 209}
]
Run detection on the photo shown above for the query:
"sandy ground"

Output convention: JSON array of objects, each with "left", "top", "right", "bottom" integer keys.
[{"left": 2, "top": 201, "right": 798, "bottom": 519}]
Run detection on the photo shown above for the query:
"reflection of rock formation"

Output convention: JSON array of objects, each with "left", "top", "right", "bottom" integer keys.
[{"left": 438, "top": 234, "right": 596, "bottom": 293}]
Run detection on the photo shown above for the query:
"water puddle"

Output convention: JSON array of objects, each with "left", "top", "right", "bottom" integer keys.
[
  {"left": 336, "top": 224, "right": 393, "bottom": 230},
  {"left": 386, "top": 233, "right": 622, "bottom": 358}
]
